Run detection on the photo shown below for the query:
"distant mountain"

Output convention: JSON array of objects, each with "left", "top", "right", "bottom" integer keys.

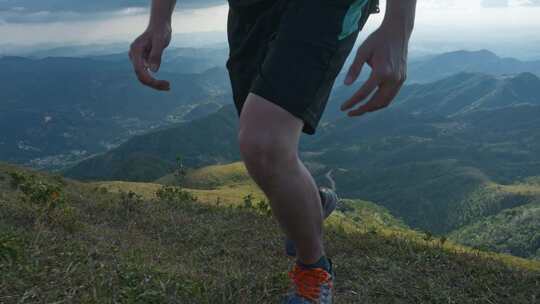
[
  {"left": 14, "top": 43, "right": 131, "bottom": 59},
  {"left": 308, "top": 92, "right": 540, "bottom": 256},
  {"left": 323, "top": 71, "right": 540, "bottom": 122},
  {"left": 63, "top": 105, "right": 240, "bottom": 181},
  {"left": 62, "top": 71, "right": 540, "bottom": 258},
  {"left": 0, "top": 55, "right": 231, "bottom": 170},
  {"left": 5, "top": 49, "right": 536, "bottom": 168},
  {"left": 332, "top": 49, "right": 540, "bottom": 103},
  {"left": 305, "top": 103, "right": 540, "bottom": 233},
  {"left": 407, "top": 50, "right": 540, "bottom": 83},
  {"left": 65, "top": 71, "right": 540, "bottom": 186},
  {"left": 2, "top": 32, "right": 228, "bottom": 58},
  {"left": 393, "top": 72, "right": 540, "bottom": 116},
  {"left": 92, "top": 46, "right": 229, "bottom": 74}
]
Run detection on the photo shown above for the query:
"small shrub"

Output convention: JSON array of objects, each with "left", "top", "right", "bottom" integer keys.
[
  {"left": 174, "top": 155, "right": 187, "bottom": 177},
  {"left": 423, "top": 231, "right": 433, "bottom": 242},
  {"left": 440, "top": 236, "right": 448, "bottom": 246},
  {"left": 242, "top": 194, "right": 254, "bottom": 209},
  {"left": 238, "top": 194, "right": 273, "bottom": 216},
  {"left": 9, "top": 172, "right": 65, "bottom": 209},
  {"left": 8, "top": 172, "right": 77, "bottom": 231},
  {"left": 255, "top": 199, "right": 272, "bottom": 217},
  {"left": 155, "top": 185, "right": 197, "bottom": 207}
]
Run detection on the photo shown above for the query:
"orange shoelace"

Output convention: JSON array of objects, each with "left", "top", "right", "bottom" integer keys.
[{"left": 288, "top": 264, "right": 333, "bottom": 302}]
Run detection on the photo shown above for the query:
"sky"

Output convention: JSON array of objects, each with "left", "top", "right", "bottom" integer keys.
[{"left": 1, "top": 0, "right": 539, "bottom": 58}]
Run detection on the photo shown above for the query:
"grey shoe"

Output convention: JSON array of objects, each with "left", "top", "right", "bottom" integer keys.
[{"left": 285, "top": 187, "right": 340, "bottom": 257}]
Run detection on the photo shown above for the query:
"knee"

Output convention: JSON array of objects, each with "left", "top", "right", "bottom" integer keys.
[{"left": 238, "top": 129, "right": 297, "bottom": 174}]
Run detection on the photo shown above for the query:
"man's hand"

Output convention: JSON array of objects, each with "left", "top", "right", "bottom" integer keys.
[
  {"left": 341, "top": 0, "right": 416, "bottom": 117},
  {"left": 129, "top": 26, "right": 172, "bottom": 91},
  {"left": 129, "top": 0, "right": 176, "bottom": 91}
]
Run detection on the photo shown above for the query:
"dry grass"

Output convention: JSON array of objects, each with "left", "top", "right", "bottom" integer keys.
[{"left": 1, "top": 163, "right": 539, "bottom": 303}]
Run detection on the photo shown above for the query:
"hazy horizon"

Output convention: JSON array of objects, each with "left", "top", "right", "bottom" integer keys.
[{"left": 1, "top": 0, "right": 540, "bottom": 59}]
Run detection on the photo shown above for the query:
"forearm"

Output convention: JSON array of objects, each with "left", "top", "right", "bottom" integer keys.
[
  {"left": 149, "top": 0, "right": 177, "bottom": 29},
  {"left": 380, "top": 0, "right": 417, "bottom": 39}
]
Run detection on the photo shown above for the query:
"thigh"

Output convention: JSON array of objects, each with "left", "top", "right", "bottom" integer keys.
[{"left": 239, "top": 93, "right": 304, "bottom": 148}]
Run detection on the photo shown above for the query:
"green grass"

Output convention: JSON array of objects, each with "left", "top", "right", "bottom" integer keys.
[
  {"left": 445, "top": 181, "right": 540, "bottom": 260},
  {"left": 447, "top": 181, "right": 540, "bottom": 230},
  {"left": 92, "top": 162, "right": 265, "bottom": 206},
  {"left": 1, "top": 162, "right": 540, "bottom": 303},
  {"left": 450, "top": 201, "right": 540, "bottom": 260},
  {"left": 336, "top": 199, "right": 408, "bottom": 230},
  {"left": 156, "top": 162, "right": 253, "bottom": 189}
]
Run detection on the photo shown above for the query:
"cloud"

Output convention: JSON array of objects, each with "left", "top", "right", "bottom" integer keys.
[
  {"left": 482, "top": 0, "right": 540, "bottom": 7},
  {"left": 0, "top": 4, "right": 229, "bottom": 47},
  {"left": 0, "top": 0, "right": 227, "bottom": 23},
  {"left": 516, "top": 0, "right": 540, "bottom": 5},
  {"left": 481, "top": 0, "right": 509, "bottom": 7},
  {"left": 0, "top": 7, "right": 148, "bottom": 23},
  {"left": 419, "top": 0, "right": 540, "bottom": 8},
  {"left": 0, "top": 0, "right": 226, "bottom": 13}
]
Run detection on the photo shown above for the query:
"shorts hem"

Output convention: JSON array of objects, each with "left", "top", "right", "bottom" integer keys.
[{"left": 249, "top": 85, "right": 318, "bottom": 135}]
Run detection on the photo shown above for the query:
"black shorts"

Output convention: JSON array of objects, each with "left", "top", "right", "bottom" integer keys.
[{"left": 226, "top": 0, "right": 378, "bottom": 134}]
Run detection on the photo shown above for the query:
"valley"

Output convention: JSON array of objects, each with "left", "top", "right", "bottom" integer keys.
[{"left": 2, "top": 48, "right": 540, "bottom": 266}]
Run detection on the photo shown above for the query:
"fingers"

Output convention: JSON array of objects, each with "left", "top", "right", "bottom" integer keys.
[
  {"left": 341, "top": 73, "right": 379, "bottom": 111},
  {"left": 129, "top": 39, "right": 170, "bottom": 91},
  {"left": 347, "top": 83, "right": 400, "bottom": 117},
  {"left": 148, "top": 39, "right": 166, "bottom": 73},
  {"left": 344, "top": 47, "right": 369, "bottom": 85}
]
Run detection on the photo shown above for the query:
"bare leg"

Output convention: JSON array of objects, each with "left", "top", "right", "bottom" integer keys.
[{"left": 237, "top": 93, "right": 324, "bottom": 264}]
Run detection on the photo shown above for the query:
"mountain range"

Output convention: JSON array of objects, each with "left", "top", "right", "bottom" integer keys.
[
  {"left": 63, "top": 71, "right": 540, "bottom": 259},
  {"left": 64, "top": 105, "right": 240, "bottom": 181},
  {"left": 0, "top": 55, "right": 231, "bottom": 170},
  {"left": 407, "top": 49, "right": 540, "bottom": 83},
  {"left": 3, "top": 48, "right": 540, "bottom": 259},
  {"left": 3, "top": 49, "right": 539, "bottom": 171}
]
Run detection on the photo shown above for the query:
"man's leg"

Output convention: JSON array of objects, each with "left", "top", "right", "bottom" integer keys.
[{"left": 238, "top": 93, "right": 324, "bottom": 264}]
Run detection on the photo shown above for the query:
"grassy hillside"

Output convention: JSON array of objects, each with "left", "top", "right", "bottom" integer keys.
[
  {"left": 336, "top": 199, "right": 408, "bottom": 230},
  {"left": 448, "top": 181, "right": 540, "bottom": 230},
  {"left": 450, "top": 201, "right": 540, "bottom": 260},
  {"left": 327, "top": 160, "right": 491, "bottom": 233},
  {"left": 80, "top": 159, "right": 540, "bottom": 264},
  {"left": 1, "top": 162, "right": 540, "bottom": 303},
  {"left": 304, "top": 103, "right": 540, "bottom": 234},
  {"left": 94, "top": 162, "right": 265, "bottom": 205},
  {"left": 156, "top": 162, "right": 253, "bottom": 189}
]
